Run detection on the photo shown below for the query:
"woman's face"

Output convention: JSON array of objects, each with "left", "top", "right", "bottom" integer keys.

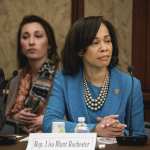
[
  {"left": 20, "top": 22, "right": 49, "bottom": 61},
  {"left": 83, "top": 23, "right": 112, "bottom": 69}
]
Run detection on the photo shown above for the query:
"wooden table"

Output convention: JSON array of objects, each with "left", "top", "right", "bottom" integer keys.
[{"left": 0, "top": 140, "right": 150, "bottom": 150}]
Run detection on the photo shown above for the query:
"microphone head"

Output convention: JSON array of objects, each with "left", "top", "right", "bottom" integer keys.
[
  {"left": 128, "top": 66, "right": 134, "bottom": 74},
  {"left": 12, "top": 70, "right": 18, "bottom": 77},
  {"left": 0, "top": 68, "right": 5, "bottom": 81}
]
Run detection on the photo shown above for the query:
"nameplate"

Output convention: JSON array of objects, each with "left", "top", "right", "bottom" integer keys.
[{"left": 26, "top": 133, "right": 97, "bottom": 150}]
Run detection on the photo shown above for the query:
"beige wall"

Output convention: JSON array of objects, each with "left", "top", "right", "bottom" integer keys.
[
  {"left": 85, "top": 0, "right": 133, "bottom": 71},
  {"left": 0, "top": 0, "right": 133, "bottom": 78},
  {"left": 0, "top": 0, "right": 71, "bottom": 78}
]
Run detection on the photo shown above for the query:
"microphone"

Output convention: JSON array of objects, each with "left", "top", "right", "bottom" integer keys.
[
  {"left": 2, "top": 70, "right": 18, "bottom": 97},
  {"left": 0, "top": 68, "right": 6, "bottom": 129},
  {"left": 0, "top": 68, "right": 5, "bottom": 95},
  {"left": 116, "top": 66, "right": 148, "bottom": 145},
  {"left": 12, "top": 70, "right": 18, "bottom": 77},
  {"left": 127, "top": 66, "right": 134, "bottom": 136}
]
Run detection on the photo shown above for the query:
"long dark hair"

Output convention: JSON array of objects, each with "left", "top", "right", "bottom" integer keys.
[
  {"left": 62, "top": 16, "right": 119, "bottom": 75},
  {"left": 17, "top": 15, "right": 59, "bottom": 68}
]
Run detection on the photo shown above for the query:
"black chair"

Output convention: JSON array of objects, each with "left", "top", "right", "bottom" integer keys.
[
  {"left": 0, "top": 68, "right": 6, "bottom": 130},
  {"left": 145, "top": 122, "right": 150, "bottom": 139},
  {"left": 0, "top": 68, "right": 5, "bottom": 95},
  {"left": 0, "top": 69, "right": 21, "bottom": 134},
  {"left": 5, "top": 118, "right": 21, "bottom": 134}
]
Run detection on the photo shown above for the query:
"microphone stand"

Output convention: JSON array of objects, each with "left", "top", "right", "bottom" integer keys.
[{"left": 116, "top": 66, "right": 148, "bottom": 145}]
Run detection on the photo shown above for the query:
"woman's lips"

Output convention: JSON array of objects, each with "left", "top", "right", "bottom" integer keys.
[
  {"left": 97, "top": 56, "right": 110, "bottom": 61},
  {"left": 27, "top": 48, "right": 37, "bottom": 53}
]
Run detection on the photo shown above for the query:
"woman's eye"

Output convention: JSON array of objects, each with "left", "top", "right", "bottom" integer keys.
[
  {"left": 22, "top": 35, "right": 28, "bottom": 39},
  {"left": 35, "top": 34, "right": 43, "bottom": 38},
  {"left": 105, "top": 39, "right": 111, "bottom": 43},
  {"left": 92, "top": 41, "right": 99, "bottom": 45}
]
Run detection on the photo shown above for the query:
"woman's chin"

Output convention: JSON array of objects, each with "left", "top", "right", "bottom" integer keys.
[{"left": 27, "top": 56, "right": 42, "bottom": 60}]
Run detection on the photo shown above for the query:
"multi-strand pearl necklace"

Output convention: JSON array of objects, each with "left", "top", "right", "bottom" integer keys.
[{"left": 83, "top": 73, "right": 110, "bottom": 111}]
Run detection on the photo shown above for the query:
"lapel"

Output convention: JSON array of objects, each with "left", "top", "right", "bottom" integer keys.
[
  {"left": 67, "top": 70, "right": 90, "bottom": 122},
  {"left": 104, "top": 68, "right": 123, "bottom": 114}
]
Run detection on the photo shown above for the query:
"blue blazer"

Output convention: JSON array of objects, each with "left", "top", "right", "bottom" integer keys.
[{"left": 43, "top": 68, "right": 144, "bottom": 135}]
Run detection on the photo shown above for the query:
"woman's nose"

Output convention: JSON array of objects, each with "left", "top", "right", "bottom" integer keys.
[
  {"left": 98, "top": 43, "right": 107, "bottom": 52},
  {"left": 29, "top": 37, "right": 35, "bottom": 45}
]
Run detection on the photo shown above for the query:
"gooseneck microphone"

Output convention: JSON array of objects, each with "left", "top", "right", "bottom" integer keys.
[
  {"left": 127, "top": 66, "right": 134, "bottom": 136},
  {"left": 2, "top": 70, "right": 18, "bottom": 99},
  {"left": 116, "top": 66, "right": 148, "bottom": 145}
]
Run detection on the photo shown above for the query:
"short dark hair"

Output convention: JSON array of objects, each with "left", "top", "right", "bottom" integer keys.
[
  {"left": 62, "top": 16, "right": 119, "bottom": 75},
  {"left": 17, "top": 15, "right": 59, "bottom": 68}
]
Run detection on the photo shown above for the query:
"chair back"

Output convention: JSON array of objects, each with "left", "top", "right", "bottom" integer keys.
[{"left": 0, "top": 68, "right": 6, "bottom": 129}]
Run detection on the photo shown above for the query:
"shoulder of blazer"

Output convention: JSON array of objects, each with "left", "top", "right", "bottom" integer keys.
[
  {"left": 54, "top": 70, "right": 82, "bottom": 84},
  {"left": 111, "top": 67, "right": 140, "bottom": 89}
]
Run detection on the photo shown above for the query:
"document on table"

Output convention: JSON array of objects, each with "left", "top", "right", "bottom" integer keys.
[{"left": 19, "top": 136, "right": 117, "bottom": 144}]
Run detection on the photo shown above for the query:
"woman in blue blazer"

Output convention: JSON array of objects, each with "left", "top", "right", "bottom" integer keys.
[{"left": 43, "top": 16, "right": 144, "bottom": 137}]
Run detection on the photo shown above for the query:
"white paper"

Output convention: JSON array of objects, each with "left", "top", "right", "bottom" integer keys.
[{"left": 26, "top": 133, "right": 97, "bottom": 150}]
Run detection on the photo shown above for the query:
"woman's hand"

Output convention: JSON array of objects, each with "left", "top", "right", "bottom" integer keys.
[
  {"left": 95, "top": 115, "right": 126, "bottom": 137},
  {"left": 13, "top": 108, "right": 37, "bottom": 124},
  {"left": 27, "top": 115, "right": 44, "bottom": 132}
]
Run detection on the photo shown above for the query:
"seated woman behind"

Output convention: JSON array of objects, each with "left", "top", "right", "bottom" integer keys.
[
  {"left": 5, "top": 15, "right": 59, "bottom": 134},
  {"left": 43, "top": 16, "right": 145, "bottom": 137}
]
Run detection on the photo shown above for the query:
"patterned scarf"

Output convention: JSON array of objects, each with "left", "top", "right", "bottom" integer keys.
[{"left": 9, "top": 60, "right": 56, "bottom": 116}]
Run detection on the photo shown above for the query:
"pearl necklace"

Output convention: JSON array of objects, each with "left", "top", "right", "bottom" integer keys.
[{"left": 83, "top": 73, "right": 110, "bottom": 111}]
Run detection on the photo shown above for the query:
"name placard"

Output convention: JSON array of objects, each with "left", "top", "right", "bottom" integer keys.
[{"left": 26, "top": 133, "right": 97, "bottom": 150}]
